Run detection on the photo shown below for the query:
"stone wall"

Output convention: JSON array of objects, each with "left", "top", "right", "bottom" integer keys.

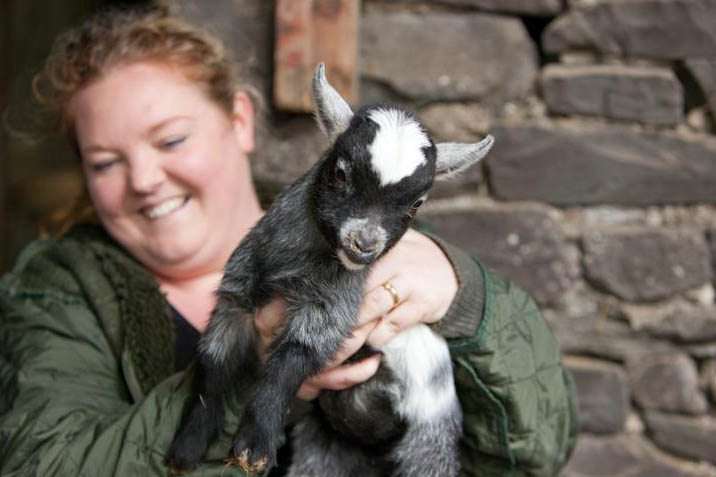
[{"left": 170, "top": 1, "right": 716, "bottom": 474}]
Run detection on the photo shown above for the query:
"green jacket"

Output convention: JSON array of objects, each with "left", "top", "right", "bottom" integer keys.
[{"left": 0, "top": 224, "right": 577, "bottom": 476}]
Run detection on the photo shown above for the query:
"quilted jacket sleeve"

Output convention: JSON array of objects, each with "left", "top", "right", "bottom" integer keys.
[
  {"left": 0, "top": 240, "right": 245, "bottom": 476},
  {"left": 431, "top": 236, "right": 579, "bottom": 477}
]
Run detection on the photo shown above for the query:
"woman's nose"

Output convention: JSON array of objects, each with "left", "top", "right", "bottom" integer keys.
[{"left": 128, "top": 153, "right": 165, "bottom": 194}]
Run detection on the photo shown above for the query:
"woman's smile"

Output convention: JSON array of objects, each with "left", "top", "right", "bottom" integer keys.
[{"left": 141, "top": 195, "right": 190, "bottom": 220}]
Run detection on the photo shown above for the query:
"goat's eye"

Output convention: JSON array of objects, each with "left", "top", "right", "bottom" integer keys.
[
  {"left": 334, "top": 160, "right": 348, "bottom": 186},
  {"left": 407, "top": 196, "right": 427, "bottom": 218}
]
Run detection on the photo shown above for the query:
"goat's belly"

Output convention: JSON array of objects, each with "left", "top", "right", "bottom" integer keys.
[
  {"left": 316, "top": 324, "right": 457, "bottom": 447},
  {"left": 317, "top": 358, "right": 406, "bottom": 447}
]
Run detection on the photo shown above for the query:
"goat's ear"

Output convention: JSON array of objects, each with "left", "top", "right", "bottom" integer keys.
[
  {"left": 435, "top": 134, "right": 495, "bottom": 181},
  {"left": 312, "top": 62, "right": 354, "bottom": 142}
]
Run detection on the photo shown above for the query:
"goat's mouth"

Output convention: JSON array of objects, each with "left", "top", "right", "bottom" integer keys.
[{"left": 337, "top": 247, "right": 381, "bottom": 270}]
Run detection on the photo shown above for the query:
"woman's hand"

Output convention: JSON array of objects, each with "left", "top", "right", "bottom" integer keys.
[
  {"left": 361, "top": 228, "right": 458, "bottom": 346},
  {"left": 253, "top": 298, "right": 382, "bottom": 401},
  {"left": 253, "top": 228, "right": 458, "bottom": 400}
]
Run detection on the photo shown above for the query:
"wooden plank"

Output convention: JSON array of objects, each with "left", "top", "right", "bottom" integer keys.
[{"left": 274, "top": 0, "right": 359, "bottom": 112}]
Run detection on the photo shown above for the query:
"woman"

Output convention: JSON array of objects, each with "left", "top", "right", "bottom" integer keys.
[{"left": 0, "top": 6, "right": 578, "bottom": 476}]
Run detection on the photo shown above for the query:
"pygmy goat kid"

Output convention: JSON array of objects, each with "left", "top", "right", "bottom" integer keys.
[{"left": 169, "top": 63, "right": 494, "bottom": 476}]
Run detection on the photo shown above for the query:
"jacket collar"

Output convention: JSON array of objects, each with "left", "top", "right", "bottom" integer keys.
[{"left": 69, "top": 224, "right": 175, "bottom": 399}]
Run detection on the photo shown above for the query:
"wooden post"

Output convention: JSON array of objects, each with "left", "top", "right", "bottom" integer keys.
[{"left": 274, "top": 0, "right": 359, "bottom": 112}]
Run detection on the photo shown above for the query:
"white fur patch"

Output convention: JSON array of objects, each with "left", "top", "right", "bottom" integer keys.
[
  {"left": 200, "top": 318, "right": 238, "bottom": 366},
  {"left": 368, "top": 109, "right": 431, "bottom": 186},
  {"left": 380, "top": 324, "right": 458, "bottom": 423}
]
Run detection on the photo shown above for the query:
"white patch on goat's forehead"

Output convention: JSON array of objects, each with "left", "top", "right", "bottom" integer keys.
[{"left": 368, "top": 108, "right": 430, "bottom": 186}]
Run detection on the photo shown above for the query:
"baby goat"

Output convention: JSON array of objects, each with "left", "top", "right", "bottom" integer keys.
[{"left": 169, "top": 63, "right": 494, "bottom": 476}]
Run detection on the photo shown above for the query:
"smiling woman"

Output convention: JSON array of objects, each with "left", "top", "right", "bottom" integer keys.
[
  {"left": 70, "top": 62, "right": 261, "bottom": 284},
  {"left": 0, "top": 5, "right": 578, "bottom": 477}
]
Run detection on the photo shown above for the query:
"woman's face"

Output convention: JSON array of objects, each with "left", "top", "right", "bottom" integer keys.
[{"left": 71, "top": 61, "right": 260, "bottom": 279}]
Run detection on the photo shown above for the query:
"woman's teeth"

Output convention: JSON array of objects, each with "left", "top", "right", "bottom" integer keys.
[{"left": 146, "top": 197, "right": 186, "bottom": 219}]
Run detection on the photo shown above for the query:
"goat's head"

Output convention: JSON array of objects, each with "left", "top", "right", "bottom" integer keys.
[{"left": 311, "top": 63, "right": 494, "bottom": 270}]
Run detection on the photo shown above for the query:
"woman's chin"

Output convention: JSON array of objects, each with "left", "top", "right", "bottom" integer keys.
[{"left": 134, "top": 239, "right": 207, "bottom": 278}]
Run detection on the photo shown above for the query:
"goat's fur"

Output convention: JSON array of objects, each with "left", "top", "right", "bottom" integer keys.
[{"left": 169, "top": 63, "right": 494, "bottom": 476}]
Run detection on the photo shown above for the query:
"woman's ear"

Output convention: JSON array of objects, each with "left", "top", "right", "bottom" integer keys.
[{"left": 231, "top": 90, "right": 256, "bottom": 154}]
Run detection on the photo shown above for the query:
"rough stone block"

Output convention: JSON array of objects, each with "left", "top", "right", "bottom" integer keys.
[
  {"left": 251, "top": 115, "right": 328, "bottom": 186},
  {"left": 419, "top": 102, "right": 492, "bottom": 143},
  {"left": 644, "top": 411, "right": 716, "bottom": 464},
  {"left": 561, "top": 434, "right": 715, "bottom": 477},
  {"left": 361, "top": 11, "right": 538, "bottom": 101},
  {"left": 622, "top": 300, "right": 716, "bottom": 342},
  {"left": 170, "top": 0, "right": 274, "bottom": 96},
  {"left": 686, "top": 58, "right": 716, "bottom": 125},
  {"left": 424, "top": 0, "right": 562, "bottom": 16},
  {"left": 565, "top": 357, "right": 629, "bottom": 434},
  {"left": 541, "top": 64, "right": 683, "bottom": 125},
  {"left": 417, "top": 102, "right": 491, "bottom": 197},
  {"left": 421, "top": 203, "right": 578, "bottom": 305},
  {"left": 274, "top": 0, "right": 359, "bottom": 111},
  {"left": 685, "top": 342, "right": 716, "bottom": 360},
  {"left": 582, "top": 227, "right": 712, "bottom": 302},
  {"left": 546, "top": 311, "right": 674, "bottom": 363},
  {"left": 702, "top": 359, "right": 716, "bottom": 402},
  {"left": 627, "top": 350, "right": 708, "bottom": 414},
  {"left": 488, "top": 123, "right": 716, "bottom": 206},
  {"left": 710, "top": 230, "right": 716, "bottom": 283},
  {"left": 543, "top": 0, "right": 716, "bottom": 59}
]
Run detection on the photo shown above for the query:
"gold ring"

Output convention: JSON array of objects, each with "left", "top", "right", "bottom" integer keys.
[{"left": 382, "top": 282, "right": 400, "bottom": 309}]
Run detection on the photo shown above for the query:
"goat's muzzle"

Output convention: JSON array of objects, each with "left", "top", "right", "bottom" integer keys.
[
  {"left": 345, "top": 229, "right": 385, "bottom": 264},
  {"left": 338, "top": 219, "right": 388, "bottom": 268}
]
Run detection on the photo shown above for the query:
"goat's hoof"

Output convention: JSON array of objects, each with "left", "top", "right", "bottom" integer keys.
[
  {"left": 226, "top": 450, "right": 269, "bottom": 473},
  {"left": 230, "top": 435, "right": 275, "bottom": 472}
]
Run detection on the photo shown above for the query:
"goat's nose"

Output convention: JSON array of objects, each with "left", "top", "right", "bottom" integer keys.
[{"left": 353, "top": 232, "right": 379, "bottom": 254}]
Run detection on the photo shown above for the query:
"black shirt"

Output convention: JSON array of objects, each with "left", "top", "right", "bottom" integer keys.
[{"left": 170, "top": 305, "right": 201, "bottom": 372}]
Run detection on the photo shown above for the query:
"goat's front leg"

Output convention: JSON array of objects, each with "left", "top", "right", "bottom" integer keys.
[
  {"left": 169, "top": 289, "right": 259, "bottom": 470},
  {"left": 230, "top": 299, "right": 357, "bottom": 472}
]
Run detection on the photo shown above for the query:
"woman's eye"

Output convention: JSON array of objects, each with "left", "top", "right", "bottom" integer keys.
[
  {"left": 160, "top": 136, "right": 186, "bottom": 150},
  {"left": 90, "top": 158, "right": 119, "bottom": 173}
]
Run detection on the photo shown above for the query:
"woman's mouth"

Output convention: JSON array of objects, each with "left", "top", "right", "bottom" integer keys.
[{"left": 144, "top": 196, "right": 189, "bottom": 219}]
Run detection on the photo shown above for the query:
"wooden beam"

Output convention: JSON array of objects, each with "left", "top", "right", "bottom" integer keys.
[{"left": 274, "top": 0, "right": 359, "bottom": 112}]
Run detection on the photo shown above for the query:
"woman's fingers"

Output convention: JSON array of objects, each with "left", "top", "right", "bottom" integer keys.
[
  {"left": 297, "top": 353, "right": 382, "bottom": 401},
  {"left": 296, "top": 315, "right": 381, "bottom": 400},
  {"left": 367, "top": 300, "right": 426, "bottom": 347},
  {"left": 358, "top": 274, "right": 410, "bottom": 324},
  {"left": 324, "top": 317, "right": 377, "bottom": 368}
]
